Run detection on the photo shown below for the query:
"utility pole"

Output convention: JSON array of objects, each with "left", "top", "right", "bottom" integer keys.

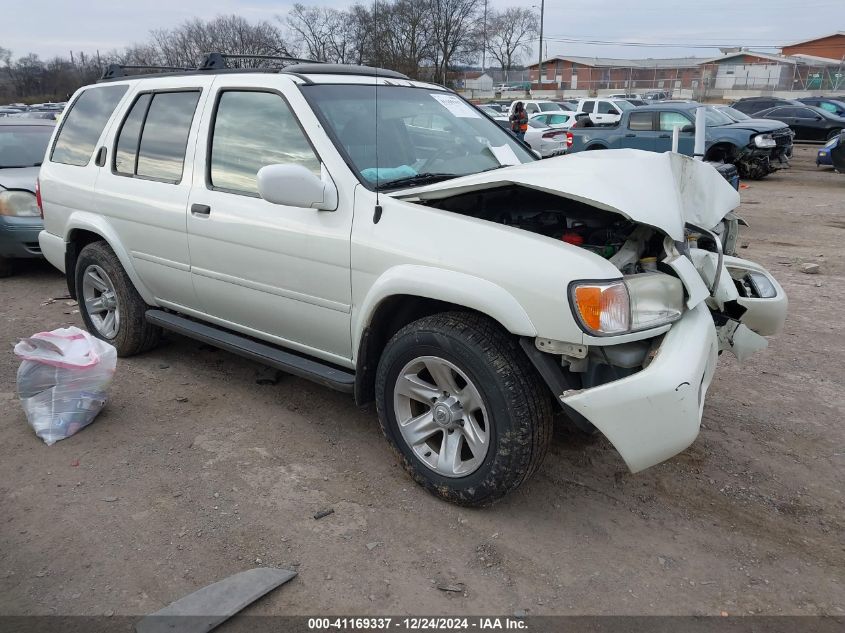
[
  {"left": 481, "top": 0, "right": 487, "bottom": 72},
  {"left": 537, "top": 0, "right": 545, "bottom": 87}
]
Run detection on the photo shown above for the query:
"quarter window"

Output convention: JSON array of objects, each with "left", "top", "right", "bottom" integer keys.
[
  {"left": 210, "top": 91, "right": 320, "bottom": 195},
  {"left": 113, "top": 91, "right": 200, "bottom": 183},
  {"left": 581, "top": 100, "right": 595, "bottom": 113},
  {"left": 51, "top": 85, "right": 127, "bottom": 166}
]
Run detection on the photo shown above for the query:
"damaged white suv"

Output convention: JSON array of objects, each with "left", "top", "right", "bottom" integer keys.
[{"left": 38, "top": 57, "right": 787, "bottom": 505}]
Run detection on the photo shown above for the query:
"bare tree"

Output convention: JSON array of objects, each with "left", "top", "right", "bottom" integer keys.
[
  {"left": 486, "top": 7, "right": 538, "bottom": 81},
  {"left": 377, "top": 0, "right": 434, "bottom": 79},
  {"left": 426, "top": 0, "right": 482, "bottom": 85}
]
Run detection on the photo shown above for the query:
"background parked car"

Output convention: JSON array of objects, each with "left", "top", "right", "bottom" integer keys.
[
  {"left": 576, "top": 97, "right": 636, "bottom": 125},
  {"left": 554, "top": 101, "right": 576, "bottom": 111},
  {"left": 730, "top": 96, "right": 801, "bottom": 115},
  {"left": 642, "top": 90, "right": 671, "bottom": 101},
  {"left": 477, "top": 104, "right": 509, "bottom": 128},
  {"left": 530, "top": 111, "right": 589, "bottom": 129},
  {"left": 508, "top": 100, "right": 564, "bottom": 117},
  {"left": 753, "top": 104, "right": 845, "bottom": 141},
  {"left": 0, "top": 119, "right": 55, "bottom": 276},
  {"left": 815, "top": 133, "right": 841, "bottom": 167},
  {"left": 523, "top": 118, "right": 571, "bottom": 157},
  {"left": 797, "top": 97, "right": 845, "bottom": 117}
]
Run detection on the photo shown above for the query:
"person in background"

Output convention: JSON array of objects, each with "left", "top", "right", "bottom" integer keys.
[{"left": 510, "top": 101, "right": 528, "bottom": 142}]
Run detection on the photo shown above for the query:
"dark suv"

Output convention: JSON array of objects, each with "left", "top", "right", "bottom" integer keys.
[{"left": 731, "top": 97, "right": 801, "bottom": 116}]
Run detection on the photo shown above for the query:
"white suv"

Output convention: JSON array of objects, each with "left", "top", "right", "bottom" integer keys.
[{"left": 37, "top": 56, "right": 787, "bottom": 505}]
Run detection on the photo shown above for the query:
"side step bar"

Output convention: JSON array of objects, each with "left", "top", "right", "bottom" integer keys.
[{"left": 145, "top": 310, "right": 355, "bottom": 393}]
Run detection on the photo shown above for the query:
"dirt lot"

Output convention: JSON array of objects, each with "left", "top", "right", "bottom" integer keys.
[{"left": 1, "top": 146, "right": 843, "bottom": 618}]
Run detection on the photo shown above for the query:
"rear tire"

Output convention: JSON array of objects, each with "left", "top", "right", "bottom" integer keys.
[
  {"left": 75, "top": 241, "right": 161, "bottom": 356},
  {"left": 375, "top": 312, "right": 553, "bottom": 506}
]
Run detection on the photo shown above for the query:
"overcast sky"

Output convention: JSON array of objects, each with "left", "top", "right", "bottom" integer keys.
[{"left": 6, "top": 0, "right": 845, "bottom": 62}]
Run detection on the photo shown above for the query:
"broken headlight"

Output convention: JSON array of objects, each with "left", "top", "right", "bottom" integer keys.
[
  {"left": 753, "top": 134, "right": 777, "bottom": 148},
  {"left": 569, "top": 274, "right": 684, "bottom": 336}
]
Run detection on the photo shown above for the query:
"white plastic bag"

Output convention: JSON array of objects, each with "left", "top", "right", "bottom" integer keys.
[{"left": 14, "top": 326, "right": 117, "bottom": 445}]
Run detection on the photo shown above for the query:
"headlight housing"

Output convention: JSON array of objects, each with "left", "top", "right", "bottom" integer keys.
[
  {"left": 570, "top": 274, "right": 684, "bottom": 336},
  {"left": 753, "top": 134, "right": 776, "bottom": 148},
  {"left": 0, "top": 190, "right": 40, "bottom": 217}
]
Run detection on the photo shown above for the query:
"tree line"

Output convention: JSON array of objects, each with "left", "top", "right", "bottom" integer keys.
[{"left": 1, "top": 3, "right": 538, "bottom": 103}]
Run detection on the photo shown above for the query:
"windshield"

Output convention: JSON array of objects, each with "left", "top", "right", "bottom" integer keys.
[
  {"left": 538, "top": 102, "right": 562, "bottom": 112},
  {"left": 720, "top": 106, "right": 750, "bottom": 121},
  {"left": 303, "top": 85, "right": 535, "bottom": 190},
  {"left": 613, "top": 100, "right": 635, "bottom": 111},
  {"left": 703, "top": 106, "right": 736, "bottom": 126},
  {"left": 0, "top": 125, "right": 53, "bottom": 168}
]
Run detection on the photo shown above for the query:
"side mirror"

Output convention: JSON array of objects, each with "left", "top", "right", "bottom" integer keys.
[
  {"left": 681, "top": 124, "right": 695, "bottom": 133},
  {"left": 256, "top": 164, "right": 338, "bottom": 211}
]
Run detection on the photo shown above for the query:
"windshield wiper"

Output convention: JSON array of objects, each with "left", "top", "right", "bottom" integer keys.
[{"left": 375, "top": 173, "right": 458, "bottom": 190}]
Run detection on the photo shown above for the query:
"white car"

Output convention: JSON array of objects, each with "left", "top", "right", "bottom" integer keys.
[
  {"left": 508, "top": 100, "right": 564, "bottom": 117},
  {"left": 530, "top": 111, "right": 588, "bottom": 130},
  {"left": 37, "top": 57, "right": 787, "bottom": 506},
  {"left": 576, "top": 98, "right": 637, "bottom": 124},
  {"left": 524, "top": 118, "right": 571, "bottom": 157}
]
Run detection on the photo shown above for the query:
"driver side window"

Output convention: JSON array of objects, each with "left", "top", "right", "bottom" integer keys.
[
  {"left": 209, "top": 90, "right": 320, "bottom": 196},
  {"left": 659, "top": 112, "right": 692, "bottom": 131}
]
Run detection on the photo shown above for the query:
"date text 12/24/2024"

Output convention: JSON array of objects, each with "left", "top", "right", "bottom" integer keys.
[{"left": 308, "top": 617, "right": 527, "bottom": 630}]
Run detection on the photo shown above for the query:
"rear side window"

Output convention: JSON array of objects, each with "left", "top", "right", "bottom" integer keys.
[
  {"left": 209, "top": 90, "right": 320, "bottom": 196},
  {"left": 628, "top": 111, "right": 654, "bottom": 131},
  {"left": 51, "top": 85, "right": 127, "bottom": 166},
  {"left": 113, "top": 91, "right": 200, "bottom": 183},
  {"left": 582, "top": 100, "right": 595, "bottom": 113}
]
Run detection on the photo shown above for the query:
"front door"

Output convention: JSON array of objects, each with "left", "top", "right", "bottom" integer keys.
[
  {"left": 185, "top": 76, "right": 353, "bottom": 364},
  {"left": 654, "top": 111, "right": 695, "bottom": 154}
]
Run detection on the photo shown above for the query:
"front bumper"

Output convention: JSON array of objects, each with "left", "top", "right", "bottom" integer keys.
[
  {"left": 562, "top": 303, "right": 718, "bottom": 473},
  {"left": 0, "top": 215, "right": 43, "bottom": 259}
]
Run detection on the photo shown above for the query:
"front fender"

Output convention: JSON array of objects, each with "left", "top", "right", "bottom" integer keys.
[
  {"left": 65, "top": 212, "right": 157, "bottom": 305},
  {"left": 353, "top": 264, "right": 537, "bottom": 354}
]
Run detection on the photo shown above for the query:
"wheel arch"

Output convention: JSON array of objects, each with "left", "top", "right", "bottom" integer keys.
[
  {"left": 64, "top": 215, "right": 155, "bottom": 304},
  {"left": 704, "top": 140, "right": 739, "bottom": 162},
  {"left": 352, "top": 266, "right": 537, "bottom": 406}
]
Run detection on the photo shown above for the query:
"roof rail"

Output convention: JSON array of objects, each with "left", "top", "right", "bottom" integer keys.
[
  {"left": 199, "top": 52, "right": 323, "bottom": 70},
  {"left": 100, "top": 63, "right": 195, "bottom": 80}
]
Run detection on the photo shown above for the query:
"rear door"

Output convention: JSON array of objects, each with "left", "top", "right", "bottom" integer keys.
[
  {"left": 185, "top": 75, "right": 354, "bottom": 364},
  {"left": 581, "top": 100, "right": 597, "bottom": 123},
  {"left": 621, "top": 110, "right": 657, "bottom": 150},
  {"left": 594, "top": 100, "right": 621, "bottom": 124},
  {"left": 93, "top": 76, "right": 214, "bottom": 309}
]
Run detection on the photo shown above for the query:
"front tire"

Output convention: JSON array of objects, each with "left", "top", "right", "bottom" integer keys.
[
  {"left": 375, "top": 312, "right": 553, "bottom": 506},
  {"left": 75, "top": 241, "right": 161, "bottom": 356}
]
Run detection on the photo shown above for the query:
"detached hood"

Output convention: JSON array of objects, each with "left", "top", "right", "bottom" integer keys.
[
  {"left": 716, "top": 119, "right": 789, "bottom": 134},
  {"left": 0, "top": 166, "right": 39, "bottom": 192},
  {"left": 393, "top": 150, "right": 740, "bottom": 241}
]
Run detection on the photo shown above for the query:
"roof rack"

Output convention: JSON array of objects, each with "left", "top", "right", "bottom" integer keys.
[
  {"left": 199, "top": 52, "right": 322, "bottom": 70},
  {"left": 101, "top": 63, "right": 195, "bottom": 80},
  {"left": 97, "top": 52, "right": 409, "bottom": 82}
]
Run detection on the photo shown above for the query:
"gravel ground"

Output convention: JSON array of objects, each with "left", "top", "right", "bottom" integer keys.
[{"left": 1, "top": 146, "right": 843, "bottom": 618}]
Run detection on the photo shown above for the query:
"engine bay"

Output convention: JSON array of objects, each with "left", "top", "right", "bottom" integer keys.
[{"left": 423, "top": 185, "right": 668, "bottom": 274}]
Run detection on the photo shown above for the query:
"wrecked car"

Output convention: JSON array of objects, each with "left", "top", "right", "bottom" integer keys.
[
  {"left": 567, "top": 102, "right": 793, "bottom": 180},
  {"left": 37, "top": 56, "right": 787, "bottom": 506}
]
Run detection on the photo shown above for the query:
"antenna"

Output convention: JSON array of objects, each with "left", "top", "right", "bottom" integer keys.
[{"left": 373, "top": 0, "right": 383, "bottom": 223}]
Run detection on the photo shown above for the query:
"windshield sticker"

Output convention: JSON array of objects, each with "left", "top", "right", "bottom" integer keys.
[{"left": 430, "top": 93, "right": 481, "bottom": 118}]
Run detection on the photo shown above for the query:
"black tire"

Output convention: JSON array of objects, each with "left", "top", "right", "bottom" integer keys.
[
  {"left": 375, "top": 312, "right": 553, "bottom": 506},
  {"left": 75, "top": 241, "right": 161, "bottom": 356},
  {"left": 827, "top": 129, "right": 842, "bottom": 142},
  {"left": 0, "top": 256, "right": 12, "bottom": 278}
]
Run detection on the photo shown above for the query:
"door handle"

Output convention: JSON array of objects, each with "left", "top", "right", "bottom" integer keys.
[
  {"left": 95, "top": 146, "right": 107, "bottom": 167},
  {"left": 625, "top": 133, "right": 636, "bottom": 137},
  {"left": 191, "top": 203, "right": 211, "bottom": 217},
  {"left": 659, "top": 134, "right": 671, "bottom": 138}
]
